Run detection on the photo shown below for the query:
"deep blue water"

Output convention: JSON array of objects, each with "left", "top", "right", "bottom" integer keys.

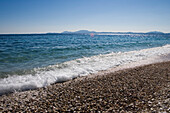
[{"left": 0, "top": 34, "right": 170, "bottom": 77}]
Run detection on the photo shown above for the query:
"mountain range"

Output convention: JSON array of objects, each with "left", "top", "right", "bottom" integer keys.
[
  {"left": 61, "top": 30, "right": 165, "bottom": 34},
  {"left": 0, "top": 30, "right": 167, "bottom": 36},
  {"left": 62, "top": 30, "right": 96, "bottom": 34}
]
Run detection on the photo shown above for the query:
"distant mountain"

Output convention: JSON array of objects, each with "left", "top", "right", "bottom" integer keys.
[
  {"left": 62, "top": 30, "right": 96, "bottom": 34},
  {"left": 61, "top": 30, "right": 166, "bottom": 35},
  {"left": 147, "top": 31, "right": 164, "bottom": 34},
  {"left": 75, "top": 30, "right": 96, "bottom": 33},
  {"left": 1, "top": 31, "right": 169, "bottom": 36}
]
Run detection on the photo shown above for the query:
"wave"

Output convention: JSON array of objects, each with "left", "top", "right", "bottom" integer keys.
[{"left": 0, "top": 44, "right": 170, "bottom": 95}]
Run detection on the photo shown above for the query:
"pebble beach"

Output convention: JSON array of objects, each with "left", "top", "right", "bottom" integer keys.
[
  {"left": 1, "top": 0, "right": 170, "bottom": 112},
  {"left": 0, "top": 61, "right": 169, "bottom": 112}
]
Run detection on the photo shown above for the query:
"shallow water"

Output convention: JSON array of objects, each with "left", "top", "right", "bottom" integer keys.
[{"left": 0, "top": 34, "right": 170, "bottom": 94}]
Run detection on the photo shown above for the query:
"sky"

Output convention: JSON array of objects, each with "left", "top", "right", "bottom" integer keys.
[{"left": 0, "top": 0, "right": 170, "bottom": 34}]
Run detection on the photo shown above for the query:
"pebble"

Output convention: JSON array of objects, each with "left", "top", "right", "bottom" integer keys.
[{"left": 0, "top": 61, "right": 170, "bottom": 112}]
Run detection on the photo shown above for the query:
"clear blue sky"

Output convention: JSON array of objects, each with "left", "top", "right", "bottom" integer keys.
[{"left": 0, "top": 0, "right": 170, "bottom": 34}]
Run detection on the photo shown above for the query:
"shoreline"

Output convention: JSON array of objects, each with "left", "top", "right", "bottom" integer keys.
[
  {"left": 1, "top": 53, "right": 170, "bottom": 96},
  {"left": 1, "top": 45, "right": 170, "bottom": 95},
  {"left": 0, "top": 55, "right": 170, "bottom": 112}
]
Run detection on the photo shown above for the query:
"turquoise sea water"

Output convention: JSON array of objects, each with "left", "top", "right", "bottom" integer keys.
[
  {"left": 0, "top": 34, "right": 170, "bottom": 77},
  {"left": 0, "top": 34, "right": 170, "bottom": 94}
]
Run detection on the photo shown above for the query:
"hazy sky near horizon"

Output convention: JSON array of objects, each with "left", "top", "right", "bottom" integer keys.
[{"left": 0, "top": 0, "right": 170, "bottom": 34}]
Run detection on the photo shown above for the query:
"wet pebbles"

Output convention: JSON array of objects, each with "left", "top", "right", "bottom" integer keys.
[{"left": 0, "top": 61, "right": 170, "bottom": 112}]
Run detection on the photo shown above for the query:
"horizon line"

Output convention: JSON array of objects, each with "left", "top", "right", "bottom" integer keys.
[{"left": 0, "top": 30, "right": 169, "bottom": 35}]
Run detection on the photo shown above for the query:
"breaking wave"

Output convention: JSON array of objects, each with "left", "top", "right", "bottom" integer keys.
[{"left": 0, "top": 44, "right": 170, "bottom": 95}]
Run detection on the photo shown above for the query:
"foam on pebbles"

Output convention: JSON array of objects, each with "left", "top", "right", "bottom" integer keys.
[{"left": 0, "top": 61, "right": 170, "bottom": 112}]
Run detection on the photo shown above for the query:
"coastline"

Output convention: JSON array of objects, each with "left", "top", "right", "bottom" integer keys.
[
  {"left": 1, "top": 44, "right": 170, "bottom": 95},
  {"left": 0, "top": 54, "right": 170, "bottom": 112}
]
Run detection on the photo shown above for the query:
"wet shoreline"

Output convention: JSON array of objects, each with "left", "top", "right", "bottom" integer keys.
[{"left": 0, "top": 61, "right": 170, "bottom": 112}]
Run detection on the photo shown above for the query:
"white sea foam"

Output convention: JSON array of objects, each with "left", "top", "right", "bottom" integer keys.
[{"left": 0, "top": 45, "right": 170, "bottom": 95}]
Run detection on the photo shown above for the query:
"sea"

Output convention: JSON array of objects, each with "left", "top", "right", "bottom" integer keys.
[{"left": 0, "top": 34, "right": 170, "bottom": 95}]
